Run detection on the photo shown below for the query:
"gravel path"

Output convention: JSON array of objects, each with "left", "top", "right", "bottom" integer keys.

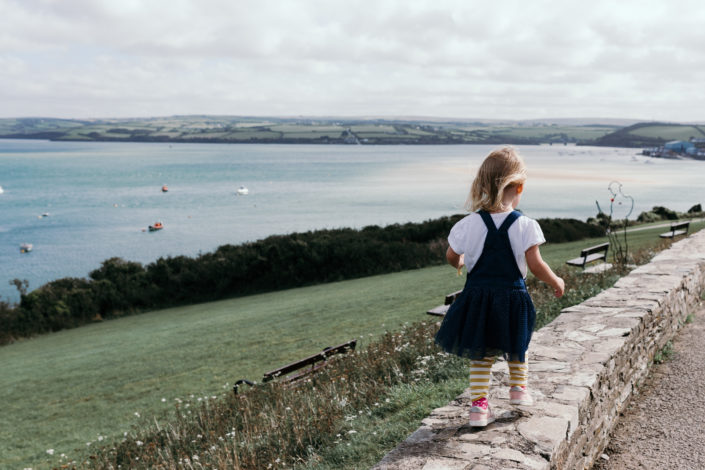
[{"left": 593, "top": 305, "right": 705, "bottom": 470}]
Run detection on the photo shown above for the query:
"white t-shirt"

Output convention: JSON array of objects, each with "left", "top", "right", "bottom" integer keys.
[{"left": 448, "top": 211, "right": 546, "bottom": 278}]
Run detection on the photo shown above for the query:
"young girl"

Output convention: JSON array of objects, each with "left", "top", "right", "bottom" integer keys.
[{"left": 435, "top": 147, "right": 565, "bottom": 427}]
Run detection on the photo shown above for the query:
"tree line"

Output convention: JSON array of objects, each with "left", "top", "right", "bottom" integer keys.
[{"left": 0, "top": 214, "right": 604, "bottom": 345}]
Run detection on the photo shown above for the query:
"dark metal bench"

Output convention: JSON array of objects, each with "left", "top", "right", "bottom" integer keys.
[
  {"left": 566, "top": 242, "right": 609, "bottom": 268},
  {"left": 233, "top": 339, "right": 357, "bottom": 394},
  {"left": 659, "top": 220, "right": 690, "bottom": 239},
  {"left": 426, "top": 289, "right": 462, "bottom": 317}
]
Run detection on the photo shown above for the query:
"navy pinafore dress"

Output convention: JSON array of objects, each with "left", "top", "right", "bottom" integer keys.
[{"left": 435, "top": 210, "right": 536, "bottom": 362}]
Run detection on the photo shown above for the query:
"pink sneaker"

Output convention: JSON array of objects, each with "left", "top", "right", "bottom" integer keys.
[
  {"left": 509, "top": 386, "right": 533, "bottom": 405},
  {"left": 469, "top": 397, "right": 495, "bottom": 427}
]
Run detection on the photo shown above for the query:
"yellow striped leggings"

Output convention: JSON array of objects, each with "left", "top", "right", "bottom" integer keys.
[{"left": 469, "top": 356, "right": 528, "bottom": 401}]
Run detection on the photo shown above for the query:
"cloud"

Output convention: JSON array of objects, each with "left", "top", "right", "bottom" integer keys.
[{"left": 1, "top": 0, "right": 704, "bottom": 120}]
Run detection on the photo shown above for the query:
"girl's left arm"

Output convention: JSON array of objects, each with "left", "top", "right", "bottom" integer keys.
[{"left": 526, "top": 245, "right": 565, "bottom": 297}]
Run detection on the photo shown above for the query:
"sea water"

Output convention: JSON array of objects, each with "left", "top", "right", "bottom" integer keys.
[{"left": 1, "top": 139, "right": 703, "bottom": 301}]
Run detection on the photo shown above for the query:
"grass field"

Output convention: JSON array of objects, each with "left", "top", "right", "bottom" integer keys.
[
  {"left": 627, "top": 124, "right": 705, "bottom": 141},
  {"left": 1, "top": 220, "right": 701, "bottom": 468}
]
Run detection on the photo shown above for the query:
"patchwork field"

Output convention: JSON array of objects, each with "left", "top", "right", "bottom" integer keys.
[{"left": 0, "top": 116, "right": 622, "bottom": 145}]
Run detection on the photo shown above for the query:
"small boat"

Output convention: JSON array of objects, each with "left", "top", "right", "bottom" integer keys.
[
  {"left": 148, "top": 222, "right": 164, "bottom": 231},
  {"left": 236, "top": 186, "right": 249, "bottom": 195},
  {"left": 0, "top": 186, "right": 4, "bottom": 194},
  {"left": 162, "top": 185, "right": 169, "bottom": 192},
  {"left": 20, "top": 243, "right": 33, "bottom": 253}
]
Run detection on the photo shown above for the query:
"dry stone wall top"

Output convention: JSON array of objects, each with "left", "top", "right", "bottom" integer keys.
[{"left": 374, "top": 231, "right": 705, "bottom": 470}]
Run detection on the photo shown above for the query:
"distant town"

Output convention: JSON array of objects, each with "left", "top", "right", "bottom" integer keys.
[{"left": 642, "top": 138, "right": 705, "bottom": 160}]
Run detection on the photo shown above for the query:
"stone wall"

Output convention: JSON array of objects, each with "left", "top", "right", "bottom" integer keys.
[{"left": 373, "top": 231, "right": 705, "bottom": 470}]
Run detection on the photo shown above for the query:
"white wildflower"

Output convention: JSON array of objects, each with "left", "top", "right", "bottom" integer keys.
[
  {"left": 136, "top": 441, "right": 143, "bottom": 446},
  {"left": 46, "top": 449, "right": 55, "bottom": 455},
  {"left": 348, "top": 430, "right": 357, "bottom": 434},
  {"left": 161, "top": 398, "right": 166, "bottom": 402},
  {"left": 134, "top": 412, "right": 140, "bottom": 418}
]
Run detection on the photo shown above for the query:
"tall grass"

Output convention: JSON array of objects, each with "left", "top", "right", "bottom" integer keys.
[{"left": 79, "top": 321, "right": 465, "bottom": 469}]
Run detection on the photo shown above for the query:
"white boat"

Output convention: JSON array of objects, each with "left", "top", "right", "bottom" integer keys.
[
  {"left": 236, "top": 186, "right": 249, "bottom": 195},
  {"left": 0, "top": 186, "right": 4, "bottom": 194},
  {"left": 20, "top": 243, "right": 33, "bottom": 253}
]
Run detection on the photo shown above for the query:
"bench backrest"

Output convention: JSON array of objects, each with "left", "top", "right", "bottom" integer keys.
[
  {"left": 580, "top": 242, "right": 609, "bottom": 257},
  {"left": 262, "top": 339, "right": 357, "bottom": 383},
  {"left": 670, "top": 221, "right": 690, "bottom": 231},
  {"left": 444, "top": 290, "right": 463, "bottom": 305}
]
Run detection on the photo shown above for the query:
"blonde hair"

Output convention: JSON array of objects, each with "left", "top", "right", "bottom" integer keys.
[{"left": 466, "top": 147, "right": 527, "bottom": 212}]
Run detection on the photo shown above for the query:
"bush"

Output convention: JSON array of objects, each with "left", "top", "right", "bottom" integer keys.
[
  {"left": 0, "top": 214, "right": 621, "bottom": 344},
  {"left": 637, "top": 206, "right": 680, "bottom": 222},
  {"left": 536, "top": 218, "right": 604, "bottom": 243}
]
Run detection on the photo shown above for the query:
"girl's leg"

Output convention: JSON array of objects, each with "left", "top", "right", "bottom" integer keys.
[
  {"left": 469, "top": 356, "right": 495, "bottom": 401},
  {"left": 508, "top": 359, "right": 528, "bottom": 388},
  {"left": 508, "top": 357, "right": 533, "bottom": 405},
  {"left": 469, "top": 357, "right": 495, "bottom": 426}
]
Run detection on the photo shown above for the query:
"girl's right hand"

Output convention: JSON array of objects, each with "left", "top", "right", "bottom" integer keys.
[
  {"left": 553, "top": 277, "right": 565, "bottom": 298},
  {"left": 456, "top": 254, "right": 465, "bottom": 276}
]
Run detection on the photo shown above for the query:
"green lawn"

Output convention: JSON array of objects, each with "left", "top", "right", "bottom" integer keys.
[{"left": 1, "top": 220, "right": 700, "bottom": 468}]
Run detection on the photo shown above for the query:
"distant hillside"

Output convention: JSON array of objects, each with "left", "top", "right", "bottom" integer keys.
[
  {"left": 594, "top": 122, "right": 705, "bottom": 147},
  {"left": 0, "top": 116, "right": 619, "bottom": 145}
]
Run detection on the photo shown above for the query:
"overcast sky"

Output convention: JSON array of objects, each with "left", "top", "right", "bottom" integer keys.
[{"left": 2, "top": 0, "right": 704, "bottom": 121}]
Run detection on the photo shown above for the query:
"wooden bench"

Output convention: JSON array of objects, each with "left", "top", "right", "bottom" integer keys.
[
  {"left": 566, "top": 242, "right": 609, "bottom": 269},
  {"left": 659, "top": 220, "right": 690, "bottom": 239},
  {"left": 426, "top": 289, "right": 462, "bottom": 317},
  {"left": 233, "top": 339, "right": 357, "bottom": 394}
]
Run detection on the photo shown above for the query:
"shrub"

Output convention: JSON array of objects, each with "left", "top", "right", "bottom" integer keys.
[
  {"left": 0, "top": 214, "right": 634, "bottom": 344},
  {"left": 637, "top": 205, "right": 680, "bottom": 222}
]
